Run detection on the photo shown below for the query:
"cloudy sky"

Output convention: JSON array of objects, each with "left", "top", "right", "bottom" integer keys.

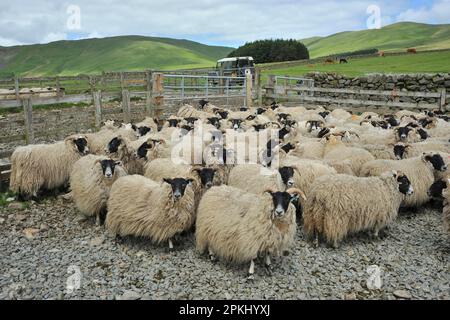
[{"left": 0, "top": 0, "right": 449, "bottom": 48}]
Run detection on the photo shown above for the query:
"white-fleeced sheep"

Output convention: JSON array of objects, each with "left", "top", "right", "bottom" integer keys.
[
  {"left": 360, "top": 153, "right": 448, "bottom": 208},
  {"left": 303, "top": 171, "right": 414, "bottom": 247},
  {"left": 10, "top": 135, "right": 89, "bottom": 199},
  {"left": 196, "top": 185, "right": 305, "bottom": 277},
  {"left": 228, "top": 164, "right": 285, "bottom": 194},
  {"left": 70, "top": 155, "right": 127, "bottom": 225},
  {"left": 106, "top": 175, "right": 196, "bottom": 248}
]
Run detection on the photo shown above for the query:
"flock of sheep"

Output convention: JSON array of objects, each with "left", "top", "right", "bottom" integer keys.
[{"left": 8, "top": 99, "right": 450, "bottom": 278}]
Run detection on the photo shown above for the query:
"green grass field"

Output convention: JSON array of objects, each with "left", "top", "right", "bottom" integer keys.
[
  {"left": 0, "top": 36, "right": 233, "bottom": 77},
  {"left": 262, "top": 51, "right": 450, "bottom": 78},
  {"left": 301, "top": 22, "right": 450, "bottom": 58}
]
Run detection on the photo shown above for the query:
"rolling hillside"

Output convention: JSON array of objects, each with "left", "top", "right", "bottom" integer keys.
[
  {"left": 0, "top": 36, "right": 234, "bottom": 77},
  {"left": 302, "top": 22, "right": 450, "bottom": 58}
]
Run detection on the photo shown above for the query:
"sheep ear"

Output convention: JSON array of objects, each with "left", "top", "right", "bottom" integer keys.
[
  {"left": 391, "top": 170, "right": 398, "bottom": 178},
  {"left": 114, "top": 161, "right": 123, "bottom": 167},
  {"left": 163, "top": 178, "right": 172, "bottom": 185},
  {"left": 287, "top": 188, "right": 307, "bottom": 201},
  {"left": 187, "top": 179, "right": 194, "bottom": 185}
]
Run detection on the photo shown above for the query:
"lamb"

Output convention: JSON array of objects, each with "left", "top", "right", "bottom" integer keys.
[
  {"left": 196, "top": 185, "right": 305, "bottom": 278},
  {"left": 360, "top": 153, "right": 447, "bottom": 208},
  {"left": 228, "top": 164, "right": 285, "bottom": 195},
  {"left": 303, "top": 171, "right": 414, "bottom": 248},
  {"left": 323, "top": 136, "right": 375, "bottom": 176},
  {"left": 70, "top": 155, "right": 127, "bottom": 225},
  {"left": 10, "top": 135, "right": 89, "bottom": 199},
  {"left": 106, "top": 175, "right": 196, "bottom": 249}
]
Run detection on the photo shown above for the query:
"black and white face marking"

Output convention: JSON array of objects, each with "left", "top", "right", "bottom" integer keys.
[
  {"left": 279, "top": 126, "right": 291, "bottom": 140},
  {"left": 240, "top": 107, "right": 248, "bottom": 112},
  {"left": 163, "top": 178, "right": 193, "bottom": 200},
  {"left": 181, "top": 125, "right": 193, "bottom": 133},
  {"left": 279, "top": 166, "right": 295, "bottom": 187},
  {"left": 195, "top": 168, "right": 216, "bottom": 189},
  {"left": 424, "top": 154, "right": 447, "bottom": 172},
  {"left": 137, "top": 126, "right": 152, "bottom": 137},
  {"left": 267, "top": 191, "right": 294, "bottom": 218},
  {"left": 428, "top": 179, "right": 448, "bottom": 199},
  {"left": 100, "top": 159, "right": 118, "bottom": 179},
  {"left": 281, "top": 143, "right": 295, "bottom": 154},
  {"left": 217, "top": 111, "right": 229, "bottom": 120},
  {"left": 168, "top": 119, "right": 180, "bottom": 128},
  {"left": 393, "top": 144, "right": 407, "bottom": 160},
  {"left": 278, "top": 113, "right": 290, "bottom": 123},
  {"left": 397, "top": 174, "right": 414, "bottom": 195},
  {"left": 418, "top": 118, "right": 433, "bottom": 128},
  {"left": 184, "top": 117, "right": 198, "bottom": 125},
  {"left": 74, "top": 137, "right": 88, "bottom": 154},
  {"left": 256, "top": 108, "right": 267, "bottom": 115},
  {"left": 307, "top": 121, "right": 322, "bottom": 132},
  {"left": 207, "top": 117, "right": 221, "bottom": 129},
  {"left": 384, "top": 115, "right": 399, "bottom": 127},
  {"left": 107, "top": 137, "right": 122, "bottom": 154},
  {"left": 246, "top": 115, "right": 256, "bottom": 121},
  {"left": 199, "top": 99, "right": 209, "bottom": 108},
  {"left": 318, "top": 111, "right": 329, "bottom": 119},
  {"left": 253, "top": 124, "right": 267, "bottom": 132},
  {"left": 230, "top": 119, "right": 243, "bottom": 130},
  {"left": 417, "top": 128, "right": 428, "bottom": 140},
  {"left": 318, "top": 127, "right": 331, "bottom": 139},
  {"left": 137, "top": 142, "right": 152, "bottom": 159},
  {"left": 396, "top": 126, "right": 412, "bottom": 141}
]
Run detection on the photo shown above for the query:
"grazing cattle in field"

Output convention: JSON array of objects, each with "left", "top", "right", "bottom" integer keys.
[
  {"left": 339, "top": 58, "right": 348, "bottom": 64},
  {"left": 379, "top": 51, "right": 385, "bottom": 57},
  {"left": 407, "top": 48, "right": 417, "bottom": 54}
]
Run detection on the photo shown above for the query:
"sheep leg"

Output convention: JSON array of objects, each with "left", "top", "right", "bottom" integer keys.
[
  {"left": 95, "top": 213, "right": 101, "bottom": 226},
  {"left": 247, "top": 260, "right": 255, "bottom": 281},
  {"left": 313, "top": 232, "right": 319, "bottom": 248},
  {"left": 168, "top": 239, "right": 174, "bottom": 251},
  {"left": 265, "top": 254, "right": 273, "bottom": 276},
  {"left": 208, "top": 248, "right": 216, "bottom": 262}
]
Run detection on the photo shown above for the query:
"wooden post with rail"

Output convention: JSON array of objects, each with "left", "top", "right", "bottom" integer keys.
[
  {"left": 23, "top": 98, "right": 34, "bottom": 144},
  {"left": 255, "top": 67, "right": 263, "bottom": 107},
  {"left": 122, "top": 89, "right": 131, "bottom": 123},
  {"left": 14, "top": 76, "right": 20, "bottom": 101},
  {"left": 145, "top": 70, "right": 153, "bottom": 116},
  {"left": 245, "top": 69, "right": 253, "bottom": 108},
  {"left": 152, "top": 73, "right": 164, "bottom": 119},
  {"left": 439, "top": 88, "right": 447, "bottom": 111},
  {"left": 93, "top": 91, "right": 102, "bottom": 129},
  {"left": 265, "top": 75, "right": 276, "bottom": 103}
]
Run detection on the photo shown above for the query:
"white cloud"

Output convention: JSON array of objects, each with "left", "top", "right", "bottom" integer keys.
[
  {"left": 396, "top": 0, "right": 450, "bottom": 24},
  {"left": 42, "top": 32, "right": 68, "bottom": 44},
  {"left": 0, "top": 37, "right": 23, "bottom": 47},
  {"left": 0, "top": 0, "right": 447, "bottom": 47}
]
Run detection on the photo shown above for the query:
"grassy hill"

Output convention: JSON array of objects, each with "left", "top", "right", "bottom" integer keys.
[
  {"left": 302, "top": 22, "right": 450, "bottom": 58},
  {"left": 262, "top": 51, "right": 450, "bottom": 77},
  {"left": 0, "top": 36, "right": 234, "bottom": 77}
]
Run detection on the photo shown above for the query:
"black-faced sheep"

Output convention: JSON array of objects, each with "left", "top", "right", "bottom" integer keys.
[
  {"left": 10, "top": 135, "right": 89, "bottom": 199},
  {"left": 70, "top": 155, "right": 127, "bottom": 225},
  {"left": 360, "top": 153, "right": 447, "bottom": 208},
  {"left": 106, "top": 175, "right": 196, "bottom": 249},
  {"left": 303, "top": 171, "right": 414, "bottom": 248},
  {"left": 196, "top": 185, "right": 305, "bottom": 278}
]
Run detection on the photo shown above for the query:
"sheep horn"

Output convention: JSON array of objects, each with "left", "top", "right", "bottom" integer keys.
[
  {"left": 264, "top": 188, "right": 277, "bottom": 194},
  {"left": 287, "top": 188, "right": 307, "bottom": 201}
]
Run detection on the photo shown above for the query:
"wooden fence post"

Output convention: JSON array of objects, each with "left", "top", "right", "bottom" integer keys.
[
  {"left": 120, "top": 72, "right": 125, "bottom": 91},
  {"left": 23, "top": 99, "right": 34, "bottom": 144},
  {"left": 122, "top": 90, "right": 131, "bottom": 123},
  {"left": 152, "top": 73, "right": 164, "bottom": 119},
  {"left": 55, "top": 76, "right": 61, "bottom": 97},
  {"left": 245, "top": 69, "right": 253, "bottom": 108},
  {"left": 439, "top": 88, "right": 447, "bottom": 111},
  {"left": 255, "top": 67, "right": 263, "bottom": 107},
  {"left": 93, "top": 91, "right": 102, "bottom": 129},
  {"left": 145, "top": 70, "right": 153, "bottom": 116},
  {"left": 14, "top": 76, "right": 20, "bottom": 101},
  {"left": 265, "top": 75, "right": 276, "bottom": 102}
]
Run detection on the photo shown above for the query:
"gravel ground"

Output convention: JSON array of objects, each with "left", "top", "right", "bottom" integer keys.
[{"left": 0, "top": 197, "right": 448, "bottom": 300}]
